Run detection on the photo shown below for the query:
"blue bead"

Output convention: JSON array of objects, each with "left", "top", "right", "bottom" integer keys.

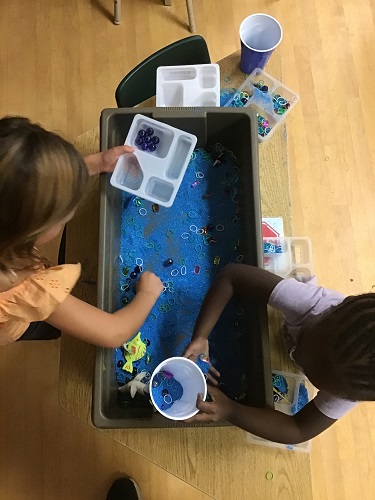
[
  {"left": 130, "top": 271, "right": 137, "bottom": 279},
  {"left": 141, "top": 142, "right": 148, "bottom": 151},
  {"left": 261, "top": 85, "right": 268, "bottom": 92},
  {"left": 138, "top": 129, "right": 146, "bottom": 137},
  {"left": 135, "top": 137, "right": 144, "bottom": 145},
  {"left": 148, "top": 143, "right": 156, "bottom": 152},
  {"left": 152, "top": 136, "right": 160, "bottom": 144},
  {"left": 163, "top": 259, "right": 173, "bottom": 267},
  {"left": 146, "top": 127, "right": 154, "bottom": 136},
  {"left": 143, "top": 135, "right": 151, "bottom": 143}
]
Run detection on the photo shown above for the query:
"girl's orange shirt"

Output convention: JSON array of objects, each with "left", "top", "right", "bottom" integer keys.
[{"left": 0, "top": 264, "right": 81, "bottom": 344}]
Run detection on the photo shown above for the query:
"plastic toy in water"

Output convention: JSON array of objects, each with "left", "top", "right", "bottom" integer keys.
[
  {"left": 118, "top": 371, "right": 150, "bottom": 398},
  {"left": 121, "top": 332, "right": 146, "bottom": 372}
]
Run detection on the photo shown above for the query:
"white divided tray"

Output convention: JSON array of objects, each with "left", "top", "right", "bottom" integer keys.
[
  {"left": 110, "top": 114, "right": 197, "bottom": 208},
  {"left": 247, "top": 371, "right": 314, "bottom": 453},
  {"left": 156, "top": 64, "right": 220, "bottom": 107},
  {"left": 224, "top": 67, "right": 299, "bottom": 142},
  {"left": 263, "top": 237, "right": 313, "bottom": 280}
]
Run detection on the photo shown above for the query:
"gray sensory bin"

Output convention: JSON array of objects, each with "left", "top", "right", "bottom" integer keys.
[{"left": 93, "top": 107, "right": 273, "bottom": 428}]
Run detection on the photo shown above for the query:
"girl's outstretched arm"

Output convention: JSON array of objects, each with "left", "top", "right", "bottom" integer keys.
[
  {"left": 183, "top": 264, "right": 282, "bottom": 360},
  {"left": 186, "top": 385, "right": 336, "bottom": 443},
  {"left": 46, "top": 271, "right": 163, "bottom": 348}
]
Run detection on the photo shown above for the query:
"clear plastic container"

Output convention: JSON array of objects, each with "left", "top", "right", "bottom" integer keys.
[
  {"left": 246, "top": 370, "right": 314, "bottom": 453},
  {"left": 156, "top": 64, "right": 220, "bottom": 107},
  {"left": 263, "top": 236, "right": 313, "bottom": 280},
  {"left": 224, "top": 68, "right": 299, "bottom": 142}
]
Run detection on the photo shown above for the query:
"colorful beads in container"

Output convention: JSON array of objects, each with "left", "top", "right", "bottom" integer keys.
[
  {"left": 135, "top": 127, "right": 160, "bottom": 153},
  {"left": 293, "top": 384, "right": 309, "bottom": 415},
  {"left": 253, "top": 81, "right": 291, "bottom": 115},
  {"left": 151, "top": 370, "right": 183, "bottom": 412},
  {"left": 273, "top": 372, "right": 310, "bottom": 415},
  {"left": 227, "top": 90, "right": 252, "bottom": 107},
  {"left": 272, "top": 373, "right": 289, "bottom": 402},
  {"left": 115, "top": 144, "right": 249, "bottom": 401},
  {"left": 264, "top": 241, "right": 283, "bottom": 254},
  {"left": 257, "top": 113, "right": 271, "bottom": 137}
]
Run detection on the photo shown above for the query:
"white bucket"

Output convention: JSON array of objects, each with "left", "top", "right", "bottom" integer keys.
[{"left": 150, "top": 357, "right": 207, "bottom": 420}]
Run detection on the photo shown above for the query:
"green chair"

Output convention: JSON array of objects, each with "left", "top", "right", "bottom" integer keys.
[{"left": 115, "top": 36, "right": 211, "bottom": 108}]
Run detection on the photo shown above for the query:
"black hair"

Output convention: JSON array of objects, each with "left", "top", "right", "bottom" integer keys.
[{"left": 328, "top": 293, "right": 375, "bottom": 401}]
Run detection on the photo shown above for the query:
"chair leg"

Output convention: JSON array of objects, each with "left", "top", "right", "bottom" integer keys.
[
  {"left": 114, "top": 0, "right": 121, "bottom": 24},
  {"left": 186, "top": 0, "right": 196, "bottom": 33}
]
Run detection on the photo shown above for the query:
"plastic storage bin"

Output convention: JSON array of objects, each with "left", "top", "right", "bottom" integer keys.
[
  {"left": 156, "top": 64, "right": 220, "bottom": 107},
  {"left": 94, "top": 107, "right": 273, "bottom": 428},
  {"left": 247, "top": 370, "right": 313, "bottom": 453},
  {"left": 110, "top": 114, "right": 197, "bottom": 207},
  {"left": 263, "top": 236, "right": 313, "bottom": 280},
  {"left": 224, "top": 68, "right": 299, "bottom": 142}
]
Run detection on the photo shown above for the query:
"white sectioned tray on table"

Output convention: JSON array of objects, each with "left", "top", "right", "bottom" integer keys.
[{"left": 156, "top": 64, "right": 220, "bottom": 107}]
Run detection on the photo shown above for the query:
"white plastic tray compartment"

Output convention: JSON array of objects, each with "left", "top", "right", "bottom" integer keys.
[
  {"left": 128, "top": 116, "right": 174, "bottom": 159},
  {"left": 224, "top": 67, "right": 299, "bottom": 141},
  {"left": 246, "top": 369, "right": 313, "bottom": 453},
  {"left": 110, "top": 114, "right": 197, "bottom": 208},
  {"left": 263, "top": 236, "right": 313, "bottom": 280},
  {"left": 156, "top": 64, "right": 220, "bottom": 107}
]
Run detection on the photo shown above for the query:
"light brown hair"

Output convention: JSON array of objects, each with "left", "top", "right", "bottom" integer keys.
[{"left": 0, "top": 116, "right": 88, "bottom": 271}]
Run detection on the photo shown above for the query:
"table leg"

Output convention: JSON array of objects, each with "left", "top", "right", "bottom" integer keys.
[
  {"left": 163, "top": 0, "right": 172, "bottom": 6},
  {"left": 114, "top": 0, "right": 121, "bottom": 25},
  {"left": 186, "top": 0, "right": 196, "bottom": 33}
]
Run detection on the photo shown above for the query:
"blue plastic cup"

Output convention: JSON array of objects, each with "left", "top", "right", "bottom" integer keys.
[{"left": 239, "top": 14, "right": 283, "bottom": 74}]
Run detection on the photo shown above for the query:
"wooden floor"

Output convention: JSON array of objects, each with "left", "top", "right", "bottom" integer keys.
[{"left": 1, "top": 0, "right": 375, "bottom": 498}]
